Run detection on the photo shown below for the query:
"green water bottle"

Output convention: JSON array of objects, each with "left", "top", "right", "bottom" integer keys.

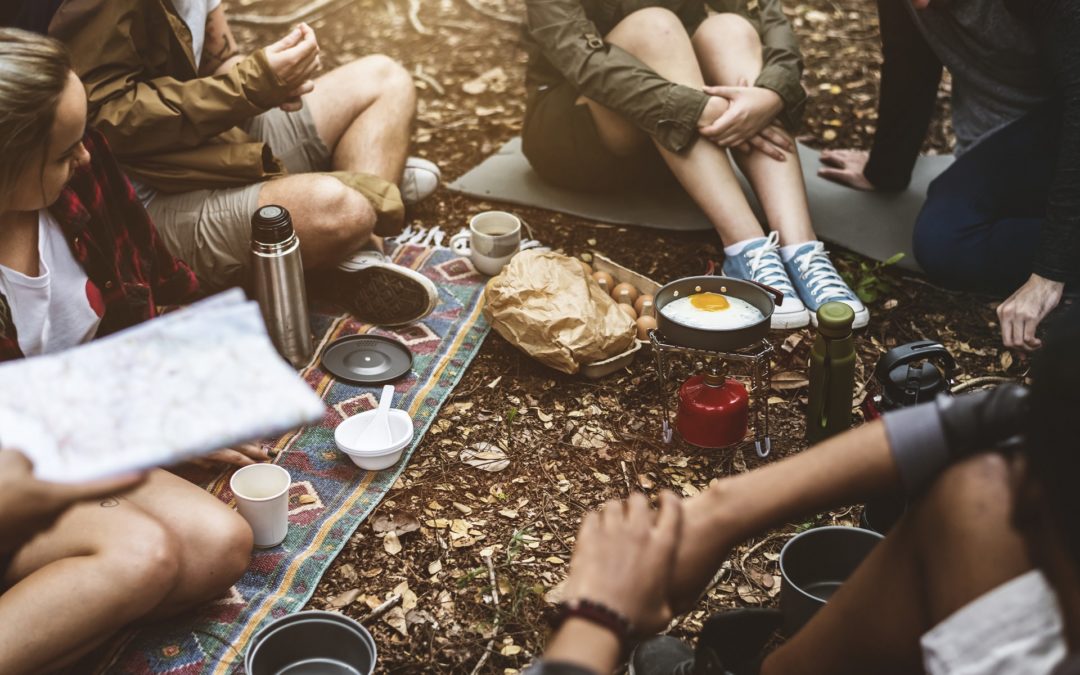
[{"left": 806, "top": 302, "right": 856, "bottom": 443}]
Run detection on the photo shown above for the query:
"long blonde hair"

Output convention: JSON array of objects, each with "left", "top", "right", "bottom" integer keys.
[{"left": 0, "top": 28, "right": 72, "bottom": 208}]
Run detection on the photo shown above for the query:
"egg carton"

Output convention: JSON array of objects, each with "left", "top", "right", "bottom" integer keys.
[{"left": 579, "top": 253, "right": 660, "bottom": 379}]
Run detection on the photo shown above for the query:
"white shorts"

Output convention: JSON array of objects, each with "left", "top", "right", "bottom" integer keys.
[{"left": 922, "top": 570, "right": 1066, "bottom": 675}]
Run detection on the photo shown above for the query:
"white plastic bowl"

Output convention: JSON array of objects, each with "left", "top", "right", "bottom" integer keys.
[{"left": 335, "top": 408, "right": 415, "bottom": 471}]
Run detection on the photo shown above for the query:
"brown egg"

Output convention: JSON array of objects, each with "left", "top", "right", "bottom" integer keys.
[
  {"left": 577, "top": 258, "right": 593, "bottom": 276},
  {"left": 634, "top": 294, "right": 655, "bottom": 317},
  {"left": 617, "top": 303, "right": 638, "bottom": 321},
  {"left": 636, "top": 315, "right": 657, "bottom": 340},
  {"left": 592, "top": 271, "right": 614, "bottom": 293},
  {"left": 611, "top": 282, "right": 640, "bottom": 305}
]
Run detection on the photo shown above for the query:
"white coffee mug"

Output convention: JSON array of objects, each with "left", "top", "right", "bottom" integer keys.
[
  {"left": 450, "top": 211, "right": 522, "bottom": 276},
  {"left": 230, "top": 463, "right": 291, "bottom": 548}
]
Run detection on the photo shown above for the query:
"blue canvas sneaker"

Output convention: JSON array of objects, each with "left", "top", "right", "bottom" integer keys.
[
  {"left": 784, "top": 241, "right": 869, "bottom": 329},
  {"left": 722, "top": 232, "right": 810, "bottom": 329}
]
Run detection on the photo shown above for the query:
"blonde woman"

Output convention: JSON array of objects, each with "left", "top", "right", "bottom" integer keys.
[{"left": 0, "top": 29, "right": 252, "bottom": 673}]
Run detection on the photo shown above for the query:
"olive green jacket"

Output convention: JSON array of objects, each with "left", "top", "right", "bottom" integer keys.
[
  {"left": 524, "top": 0, "right": 806, "bottom": 153},
  {"left": 50, "top": 0, "right": 294, "bottom": 194}
]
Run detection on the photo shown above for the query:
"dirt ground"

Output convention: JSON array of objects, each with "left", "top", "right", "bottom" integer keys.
[{"left": 227, "top": 0, "right": 1018, "bottom": 671}]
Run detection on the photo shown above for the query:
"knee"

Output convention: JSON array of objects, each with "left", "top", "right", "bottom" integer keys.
[
  {"left": 361, "top": 54, "right": 415, "bottom": 104},
  {"left": 308, "top": 177, "right": 376, "bottom": 246},
  {"left": 616, "top": 7, "right": 686, "bottom": 56},
  {"left": 200, "top": 509, "right": 253, "bottom": 592},
  {"left": 110, "top": 518, "right": 182, "bottom": 600},
  {"left": 700, "top": 13, "right": 760, "bottom": 50}
]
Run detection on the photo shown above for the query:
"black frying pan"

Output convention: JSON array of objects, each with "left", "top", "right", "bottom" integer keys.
[{"left": 654, "top": 276, "right": 783, "bottom": 351}]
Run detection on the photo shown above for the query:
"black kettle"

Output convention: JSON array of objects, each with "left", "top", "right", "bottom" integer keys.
[{"left": 864, "top": 340, "right": 956, "bottom": 419}]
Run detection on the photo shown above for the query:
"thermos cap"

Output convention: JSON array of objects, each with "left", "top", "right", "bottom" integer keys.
[
  {"left": 252, "top": 205, "right": 294, "bottom": 245},
  {"left": 817, "top": 302, "right": 855, "bottom": 337}
]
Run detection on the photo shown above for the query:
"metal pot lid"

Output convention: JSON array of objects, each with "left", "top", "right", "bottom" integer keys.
[{"left": 321, "top": 335, "right": 412, "bottom": 384}]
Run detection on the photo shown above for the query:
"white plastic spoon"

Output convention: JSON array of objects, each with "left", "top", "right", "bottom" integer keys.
[{"left": 358, "top": 384, "right": 395, "bottom": 450}]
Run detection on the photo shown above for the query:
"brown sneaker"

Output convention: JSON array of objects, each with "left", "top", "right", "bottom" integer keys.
[{"left": 330, "top": 251, "right": 438, "bottom": 326}]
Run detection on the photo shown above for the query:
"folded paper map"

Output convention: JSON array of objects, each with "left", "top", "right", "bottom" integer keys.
[{"left": 0, "top": 290, "right": 326, "bottom": 482}]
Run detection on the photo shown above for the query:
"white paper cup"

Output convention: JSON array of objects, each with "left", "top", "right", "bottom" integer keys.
[
  {"left": 449, "top": 211, "right": 522, "bottom": 275},
  {"left": 230, "top": 464, "right": 291, "bottom": 548}
]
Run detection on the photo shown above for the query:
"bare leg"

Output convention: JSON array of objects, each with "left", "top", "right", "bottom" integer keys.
[
  {"left": 305, "top": 55, "right": 416, "bottom": 184},
  {"left": 763, "top": 455, "right": 1032, "bottom": 675},
  {"left": 692, "top": 14, "right": 815, "bottom": 246},
  {"left": 586, "top": 8, "right": 764, "bottom": 245},
  {"left": 0, "top": 470, "right": 250, "bottom": 673},
  {"left": 125, "top": 470, "right": 252, "bottom": 614},
  {"left": 258, "top": 174, "right": 377, "bottom": 268}
]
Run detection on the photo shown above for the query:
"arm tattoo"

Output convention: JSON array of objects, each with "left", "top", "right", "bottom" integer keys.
[{"left": 201, "top": 17, "right": 241, "bottom": 75}]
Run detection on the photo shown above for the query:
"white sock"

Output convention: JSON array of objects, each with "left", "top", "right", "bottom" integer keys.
[
  {"left": 780, "top": 241, "right": 816, "bottom": 262},
  {"left": 724, "top": 236, "right": 766, "bottom": 257}
]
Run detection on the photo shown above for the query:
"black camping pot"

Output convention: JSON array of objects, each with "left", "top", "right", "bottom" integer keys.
[
  {"left": 779, "top": 526, "right": 884, "bottom": 636},
  {"left": 246, "top": 611, "right": 377, "bottom": 675},
  {"left": 654, "top": 276, "right": 783, "bottom": 351}
]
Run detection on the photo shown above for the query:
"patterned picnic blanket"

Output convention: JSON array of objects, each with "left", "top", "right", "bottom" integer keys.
[{"left": 85, "top": 243, "right": 490, "bottom": 674}]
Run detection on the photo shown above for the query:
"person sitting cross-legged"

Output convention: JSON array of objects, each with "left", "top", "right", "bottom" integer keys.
[
  {"left": 50, "top": 0, "right": 441, "bottom": 326},
  {"left": 521, "top": 0, "right": 867, "bottom": 329}
]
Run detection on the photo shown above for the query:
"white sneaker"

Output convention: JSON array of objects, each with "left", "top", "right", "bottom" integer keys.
[
  {"left": 400, "top": 156, "right": 440, "bottom": 206},
  {"left": 333, "top": 250, "right": 438, "bottom": 326}
]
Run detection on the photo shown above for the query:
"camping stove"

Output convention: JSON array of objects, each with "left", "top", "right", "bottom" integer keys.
[{"left": 649, "top": 331, "right": 774, "bottom": 457}]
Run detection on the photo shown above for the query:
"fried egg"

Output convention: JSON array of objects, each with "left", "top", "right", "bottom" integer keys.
[{"left": 661, "top": 292, "right": 763, "bottom": 330}]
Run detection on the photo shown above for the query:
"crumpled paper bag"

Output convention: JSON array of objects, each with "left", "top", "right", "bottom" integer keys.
[{"left": 482, "top": 251, "right": 636, "bottom": 374}]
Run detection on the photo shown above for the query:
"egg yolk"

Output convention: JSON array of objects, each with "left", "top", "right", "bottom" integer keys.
[{"left": 689, "top": 292, "right": 730, "bottom": 312}]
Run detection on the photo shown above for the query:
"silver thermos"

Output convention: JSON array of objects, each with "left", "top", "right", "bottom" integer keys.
[{"left": 251, "top": 205, "right": 313, "bottom": 368}]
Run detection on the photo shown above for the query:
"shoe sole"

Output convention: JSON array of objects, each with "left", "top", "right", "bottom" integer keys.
[
  {"left": 333, "top": 264, "right": 438, "bottom": 326},
  {"left": 809, "top": 305, "right": 870, "bottom": 330},
  {"left": 771, "top": 308, "right": 811, "bottom": 330}
]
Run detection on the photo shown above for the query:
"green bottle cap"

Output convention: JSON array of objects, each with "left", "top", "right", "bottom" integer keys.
[{"left": 817, "top": 302, "right": 855, "bottom": 338}]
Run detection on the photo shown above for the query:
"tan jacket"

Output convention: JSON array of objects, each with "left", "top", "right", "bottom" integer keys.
[
  {"left": 51, "top": 0, "right": 295, "bottom": 194},
  {"left": 524, "top": 0, "right": 806, "bottom": 153}
]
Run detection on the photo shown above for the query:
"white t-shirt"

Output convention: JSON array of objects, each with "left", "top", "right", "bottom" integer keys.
[
  {"left": 170, "top": 0, "right": 223, "bottom": 69},
  {"left": 0, "top": 211, "right": 104, "bottom": 356}
]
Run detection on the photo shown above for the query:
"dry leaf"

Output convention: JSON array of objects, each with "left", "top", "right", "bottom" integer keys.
[
  {"left": 771, "top": 371, "right": 810, "bottom": 390},
  {"left": 545, "top": 556, "right": 565, "bottom": 565},
  {"left": 637, "top": 473, "right": 655, "bottom": 489},
  {"left": 428, "top": 560, "right": 443, "bottom": 575},
  {"left": 328, "top": 588, "right": 360, "bottom": 608},
  {"left": 453, "top": 502, "right": 473, "bottom": 515},
  {"left": 383, "top": 531, "right": 403, "bottom": 555},
  {"left": 501, "top": 645, "right": 523, "bottom": 656},
  {"left": 384, "top": 606, "right": 408, "bottom": 636},
  {"left": 372, "top": 510, "right": 421, "bottom": 536},
  {"left": 460, "top": 443, "right": 511, "bottom": 472},
  {"left": 298, "top": 494, "right": 317, "bottom": 505},
  {"left": 781, "top": 333, "right": 803, "bottom": 353},
  {"left": 1000, "top": 351, "right": 1014, "bottom": 371}
]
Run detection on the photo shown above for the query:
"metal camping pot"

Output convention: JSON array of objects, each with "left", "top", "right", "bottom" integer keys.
[
  {"left": 245, "top": 610, "right": 377, "bottom": 675},
  {"left": 654, "top": 276, "right": 783, "bottom": 351}
]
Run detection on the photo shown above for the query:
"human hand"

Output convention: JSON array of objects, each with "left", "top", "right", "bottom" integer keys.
[
  {"left": 733, "top": 124, "right": 795, "bottom": 162},
  {"left": 265, "top": 23, "right": 320, "bottom": 102},
  {"left": 698, "top": 95, "right": 731, "bottom": 129},
  {"left": 699, "top": 85, "right": 784, "bottom": 147},
  {"left": 997, "top": 273, "right": 1065, "bottom": 351},
  {"left": 562, "top": 491, "right": 683, "bottom": 636},
  {"left": 0, "top": 449, "right": 146, "bottom": 553},
  {"left": 193, "top": 442, "right": 271, "bottom": 469},
  {"left": 817, "top": 149, "right": 876, "bottom": 191},
  {"left": 279, "top": 80, "right": 315, "bottom": 112}
]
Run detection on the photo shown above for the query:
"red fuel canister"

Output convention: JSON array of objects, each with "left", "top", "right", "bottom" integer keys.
[{"left": 677, "top": 365, "right": 749, "bottom": 448}]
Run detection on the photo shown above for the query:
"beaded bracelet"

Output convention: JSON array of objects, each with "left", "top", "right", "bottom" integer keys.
[{"left": 549, "top": 599, "right": 633, "bottom": 646}]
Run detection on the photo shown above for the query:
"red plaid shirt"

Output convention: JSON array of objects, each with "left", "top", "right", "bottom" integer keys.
[{"left": 0, "top": 130, "right": 199, "bottom": 361}]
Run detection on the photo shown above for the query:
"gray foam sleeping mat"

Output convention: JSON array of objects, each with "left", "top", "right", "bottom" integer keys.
[{"left": 448, "top": 137, "right": 955, "bottom": 272}]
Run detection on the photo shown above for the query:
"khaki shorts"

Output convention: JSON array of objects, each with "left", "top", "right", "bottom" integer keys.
[
  {"left": 147, "top": 105, "right": 405, "bottom": 291},
  {"left": 921, "top": 570, "right": 1066, "bottom": 675}
]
